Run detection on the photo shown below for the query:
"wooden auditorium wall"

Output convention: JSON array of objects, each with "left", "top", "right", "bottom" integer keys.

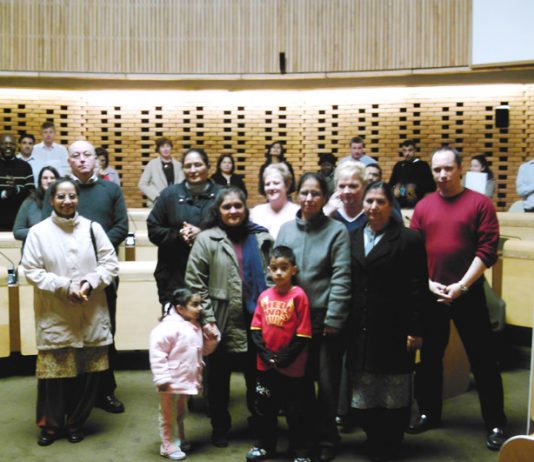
[
  {"left": 0, "top": 0, "right": 470, "bottom": 74},
  {"left": 0, "top": 85, "right": 530, "bottom": 210}
]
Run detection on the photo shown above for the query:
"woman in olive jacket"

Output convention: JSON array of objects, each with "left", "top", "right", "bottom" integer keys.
[
  {"left": 345, "top": 181, "right": 430, "bottom": 461},
  {"left": 185, "top": 187, "right": 273, "bottom": 447}
]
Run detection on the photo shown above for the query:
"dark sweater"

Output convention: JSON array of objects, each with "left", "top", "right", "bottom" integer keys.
[
  {"left": 410, "top": 189, "right": 499, "bottom": 285},
  {"left": 389, "top": 158, "right": 435, "bottom": 208},
  {"left": 0, "top": 157, "right": 34, "bottom": 231},
  {"left": 43, "top": 178, "right": 128, "bottom": 247}
]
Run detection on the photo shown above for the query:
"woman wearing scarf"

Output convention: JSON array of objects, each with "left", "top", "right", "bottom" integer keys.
[{"left": 185, "top": 187, "right": 273, "bottom": 448}]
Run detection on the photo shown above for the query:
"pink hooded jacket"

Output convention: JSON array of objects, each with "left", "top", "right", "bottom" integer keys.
[{"left": 149, "top": 310, "right": 219, "bottom": 394}]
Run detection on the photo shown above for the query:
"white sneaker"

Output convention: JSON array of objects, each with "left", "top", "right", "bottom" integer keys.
[{"left": 160, "top": 445, "right": 186, "bottom": 460}]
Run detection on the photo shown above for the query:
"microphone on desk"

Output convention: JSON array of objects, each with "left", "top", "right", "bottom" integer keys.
[
  {"left": 0, "top": 250, "right": 18, "bottom": 285},
  {"left": 126, "top": 212, "right": 137, "bottom": 248}
]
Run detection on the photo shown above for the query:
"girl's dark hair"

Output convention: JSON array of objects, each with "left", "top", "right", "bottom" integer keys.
[
  {"left": 265, "top": 141, "right": 287, "bottom": 162},
  {"left": 49, "top": 177, "right": 80, "bottom": 199},
  {"left": 216, "top": 153, "right": 235, "bottom": 174},
  {"left": 296, "top": 172, "right": 328, "bottom": 197},
  {"left": 160, "top": 288, "right": 195, "bottom": 320},
  {"left": 363, "top": 180, "right": 394, "bottom": 205},
  {"left": 471, "top": 154, "right": 494, "bottom": 179},
  {"left": 182, "top": 148, "right": 210, "bottom": 169},
  {"left": 32, "top": 165, "right": 60, "bottom": 207},
  {"left": 203, "top": 186, "right": 249, "bottom": 229}
]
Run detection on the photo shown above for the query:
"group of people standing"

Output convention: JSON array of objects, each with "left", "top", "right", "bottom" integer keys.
[{"left": 0, "top": 129, "right": 507, "bottom": 462}]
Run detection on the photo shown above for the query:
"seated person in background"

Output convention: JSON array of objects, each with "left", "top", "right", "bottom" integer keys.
[
  {"left": 13, "top": 165, "right": 59, "bottom": 242},
  {"left": 32, "top": 121, "right": 70, "bottom": 177},
  {"left": 463, "top": 154, "right": 495, "bottom": 198},
  {"left": 258, "top": 141, "right": 296, "bottom": 197},
  {"left": 339, "top": 137, "right": 378, "bottom": 166},
  {"left": 516, "top": 157, "right": 534, "bottom": 212},
  {"left": 364, "top": 163, "right": 382, "bottom": 184},
  {"left": 96, "top": 147, "right": 121, "bottom": 187},
  {"left": 17, "top": 132, "right": 35, "bottom": 162},
  {"left": 389, "top": 139, "right": 435, "bottom": 208},
  {"left": 318, "top": 153, "right": 337, "bottom": 198},
  {"left": 139, "top": 137, "right": 185, "bottom": 207},
  {"left": 0, "top": 133, "right": 35, "bottom": 231},
  {"left": 211, "top": 153, "right": 248, "bottom": 197}
]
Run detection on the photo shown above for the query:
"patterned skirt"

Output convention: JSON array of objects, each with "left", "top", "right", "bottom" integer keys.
[{"left": 36, "top": 346, "right": 109, "bottom": 379}]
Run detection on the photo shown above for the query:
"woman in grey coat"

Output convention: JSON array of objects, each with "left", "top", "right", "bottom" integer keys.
[{"left": 276, "top": 173, "right": 351, "bottom": 462}]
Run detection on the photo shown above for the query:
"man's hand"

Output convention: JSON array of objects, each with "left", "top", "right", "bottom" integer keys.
[
  {"left": 407, "top": 335, "right": 423, "bottom": 351},
  {"left": 429, "top": 280, "right": 452, "bottom": 304}
]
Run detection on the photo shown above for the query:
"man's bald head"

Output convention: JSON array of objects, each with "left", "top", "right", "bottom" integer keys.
[{"left": 68, "top": 140, "right": 97, "bottom": 183}]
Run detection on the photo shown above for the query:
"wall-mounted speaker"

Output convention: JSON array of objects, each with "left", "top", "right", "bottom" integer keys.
[
  {"left": 279, "top": 52, "right": 286, "bottom": 74},
  {"left": 495, "top": 105, "right": 509, "bottom": 129}
]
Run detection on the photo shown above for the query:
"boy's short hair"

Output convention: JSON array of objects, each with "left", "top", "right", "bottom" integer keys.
[{"left": 270, "top": 245, "right": 296, "bottom": 266}]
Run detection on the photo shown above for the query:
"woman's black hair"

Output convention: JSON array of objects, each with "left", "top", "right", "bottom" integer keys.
[
  {"left": 182, "top": 148, "right": 210, "bottom": 169},
  {"left": 32, "top": 165, "right": 60, "bottom": 208},
  {"left": 363, "top": 180, "right": 395, "bottom": 205},
  {"left": 160, "top": 287, "right": 195, "bottom": 320},
  {"left": 49, "top": 177, "right": 80, "bottom": 199},
  {"left": 471, "top": 154, "right": 494, "bottom": 179},
  {"left": 203, "top": 186, "right": 249, "bottom": 229},
  {"left": 264, "top": 141, "right": 287, "bottom": 163},
  {"left": 215, "top": 153, "right": 235, "bottom": 175},
  {"left": 296, "top": 172, "right": 329, "bottom": 197}
]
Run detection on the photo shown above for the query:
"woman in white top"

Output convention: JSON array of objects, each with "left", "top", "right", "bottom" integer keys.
[
  {"left": 250, "top": 163, "right": 299, "bottom": 239},
  {"left": 22, "top": 178, "right": 119, "bottom": 446}
]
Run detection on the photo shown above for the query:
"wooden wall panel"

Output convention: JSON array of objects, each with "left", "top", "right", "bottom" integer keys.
[
  {"left": 0, "top": 85, "right": 531, "bottom": 211},
  {"left": 0, "top": 0, "right": 470, "bottom": 75}
]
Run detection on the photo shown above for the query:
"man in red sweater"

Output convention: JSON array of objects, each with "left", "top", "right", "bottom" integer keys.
[{"left": 408, "top": 147, "right": 506, "bottom": 451}]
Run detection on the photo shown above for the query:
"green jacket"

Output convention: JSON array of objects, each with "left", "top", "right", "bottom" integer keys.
[{"left": 185, "top": 226, "right": 273, "bottom": 353}]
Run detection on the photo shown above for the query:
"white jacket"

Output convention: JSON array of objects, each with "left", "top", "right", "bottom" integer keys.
[
  {"left": 22, "top": 212, "right": 119, "bottom": 350},
  {"left": 138, "top": 157, "right": 185, "bottom": 206}
]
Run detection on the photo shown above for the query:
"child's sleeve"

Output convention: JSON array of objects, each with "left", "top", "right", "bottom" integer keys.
[
  {"left": 202, "top": 324, "right": 221, "bottom": 356},
  {"left": 296, "top": 289, "right": 312, "bottom": 339},
  {"left": 149, "top": 325, "right": 173, "bottom": 387},
  {"left": 250, "top": 293, "right": 274, "bottom": 365}
]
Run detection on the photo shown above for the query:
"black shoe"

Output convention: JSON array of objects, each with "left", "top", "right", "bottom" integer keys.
[
  {"left": 486, "top": 427, "right": 506, "bottom": 451},
  {"left": 67, "top": 429, "right": 85, "bottom": 443},
  {"left": 96, "top": 394, "right": 125, "bottom": 414},
  {"left": 319, "top": 445, "right": 336, "bottom": 462},
  {"left": 37, "top": 430, "right": 56, "bottom": 446},
  {"left": 406, "top": 414, "right": 440, "bottom": 434},
  {"left": 211, "top": 431, "right": 228, "bottom": 448}
]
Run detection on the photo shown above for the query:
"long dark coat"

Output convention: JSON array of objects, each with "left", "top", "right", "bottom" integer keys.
[{"left": 346, "top": 219, "right": 430, "bottom": 377}]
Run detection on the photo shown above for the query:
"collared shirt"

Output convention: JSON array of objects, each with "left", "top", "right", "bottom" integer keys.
[
  {"left": 339, "top": 154, "right": 378, "bottom": 166},
  {"left": 17, "top": 152, "right": 42, "bottom": 185},
  {"left": 516, "top": 159, "right": 534, "bottom": 209},
  {"left": 363, "top": 223, "right": 385, "bottom": 257},
  {"left": 31, "top": 142, "right": 70, "bottom": 178}
]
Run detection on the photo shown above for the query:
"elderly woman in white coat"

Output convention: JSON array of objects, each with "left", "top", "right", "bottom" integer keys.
[{"left": 22, "top": 178, "right": 119, "bottom": 446}]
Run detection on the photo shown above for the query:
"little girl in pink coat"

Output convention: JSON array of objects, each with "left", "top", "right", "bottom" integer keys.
[{"left": 150, "top": 288, "right": 220, "bottom": 460}]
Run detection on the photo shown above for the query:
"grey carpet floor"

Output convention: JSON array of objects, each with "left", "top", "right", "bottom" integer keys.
[{"left": 0, "top": 367, "right": 528, "bottom": 462}]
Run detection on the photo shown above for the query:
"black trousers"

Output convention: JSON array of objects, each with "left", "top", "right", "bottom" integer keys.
[
  {"left": 206, "top": 348, "right": 256, "bottom": 434},
  {"left": 414, "top": 285, "right": 507, "bottom": 430},
  {"left": 97, "top": 281, "right": 118, "bottom": 398},
  {"left": 304, "top": 333, "right": 344, "bottom": 448},
  {"left": 37, "top": 373, "right": 100, "bottom": 433},
  {"left": 254, "top": 370, "right": 310, "bottom": 457}
]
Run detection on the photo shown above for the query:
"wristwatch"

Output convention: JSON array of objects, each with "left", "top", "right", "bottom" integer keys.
[{"left": 459, "top": 284, "right": 469, "bottom": 294}]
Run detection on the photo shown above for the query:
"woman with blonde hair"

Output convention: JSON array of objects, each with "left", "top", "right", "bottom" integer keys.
[{"left": 250, "top": 163, "right": 299, "bottom": 239}]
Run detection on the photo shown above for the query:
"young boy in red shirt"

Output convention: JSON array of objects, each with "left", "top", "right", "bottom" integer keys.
[{"left": 247, "top": 245, "right": 312, "bottom": 462}]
